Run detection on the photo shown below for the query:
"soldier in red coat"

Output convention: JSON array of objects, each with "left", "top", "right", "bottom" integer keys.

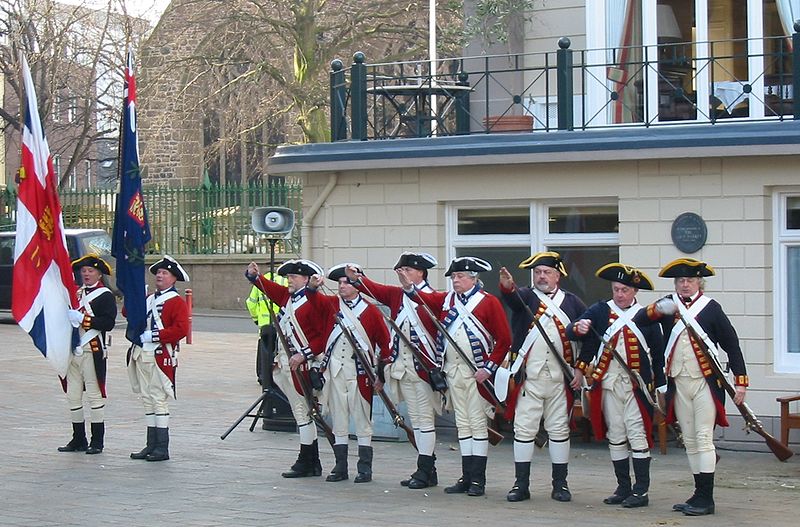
[
  {"left": 345, "top": 253, "right": 444, "bottom": 489},
  {"left": 312, "top": 263, "right": 390, "bottom": 484},
  {"left": 402, "top": 256, "right": 511, "bottom": 498},
  {"left": 127, "top": 255, "right": 190, "bottom": 462},
  {"left": 246, "top": 258, "right": 330, "bottom": 478}
]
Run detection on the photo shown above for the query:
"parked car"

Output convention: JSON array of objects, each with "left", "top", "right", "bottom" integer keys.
[{"left": 0, "top": 228, "right": 116, "bottom": 312}]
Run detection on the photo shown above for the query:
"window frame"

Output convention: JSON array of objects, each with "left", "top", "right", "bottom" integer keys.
[
  {"left": 774, "top": 189, "right": 800, "bottom": 373},
  {"left": 446, "top": 198, "right": 620, "bottom": 292}
]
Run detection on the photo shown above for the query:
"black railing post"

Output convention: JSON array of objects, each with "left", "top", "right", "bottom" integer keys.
[
  {"left": 556, "top": 37, "right": 574, "bottom": 131},
  {"left": 330, "top": 59, "right": 347, "bottom": 141},
  {"left": 793, "top": 21, "right": 800, "bottom": 120},
  {"left": 455, "top": 70, "right": 471, "bottom": 135},
  {"left": 350, "top": 52, "right": 368, "bottom": 140}
]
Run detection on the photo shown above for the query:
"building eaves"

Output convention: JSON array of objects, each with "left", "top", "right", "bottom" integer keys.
[{"left": 269, "top": 120, "right": 800, "bottom": 174}]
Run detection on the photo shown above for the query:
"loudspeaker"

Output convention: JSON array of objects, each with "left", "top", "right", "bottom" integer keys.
[{"left": 251, "top": 207, "right": 295, "bottom": 238}]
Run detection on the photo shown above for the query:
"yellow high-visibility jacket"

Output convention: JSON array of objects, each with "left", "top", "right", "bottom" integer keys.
[{"left": 245, "top": 273, "right": 287, "bottom": 327}]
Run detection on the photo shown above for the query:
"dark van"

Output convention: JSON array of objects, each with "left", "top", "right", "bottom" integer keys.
[{"left": 0, "top": 229, "right": 115, "bottom": 312}]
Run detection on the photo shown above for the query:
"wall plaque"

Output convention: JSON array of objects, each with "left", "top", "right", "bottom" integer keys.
[{"left": 671, "top": 212, "right": 707, "bottom": 253}]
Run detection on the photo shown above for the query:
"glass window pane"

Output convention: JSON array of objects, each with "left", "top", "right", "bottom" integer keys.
[
  {"left": 457, "top": 208, "right": 529, "bottom": 235},
  {"left": 787, "top": 197, "right": 800, "bottom": 230},
  {"left": 788, "top": 246, "right": 800, "bottom": 355},
  {"left": 548, "top": 245, "right": 620, "bottom": 305},
  {"left": 549, "top": 205, "right": 619, "bottom": 234},
  {"left": 454, "top": 246, "right": 532, "bottom": 316}
]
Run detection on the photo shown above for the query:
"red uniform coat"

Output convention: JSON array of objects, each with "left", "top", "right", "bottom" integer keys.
[
  {"left": 252, "top": 276, "right": 332, "bottom": 394},
  {"left": 412, "top": 287, "right": 511, "bottom": 405},
  {"left": 355, "top": 276, "right": 440, "bottom": 375},
  {"left": 150, "top": 291, "right": 189, "bottom": 395},
  {"left": 316, "top": 293, "right": 391, "bottom": 402}
]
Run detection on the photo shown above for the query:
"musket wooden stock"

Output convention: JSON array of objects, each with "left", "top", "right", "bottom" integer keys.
[
  {"left": 256, "top": 276, "right": 336, "bottom": 447},
  {"left": 679, "top": 315, "right": 793, "bottom": 462},
  {"left": 335, "top": 318, "right": 418, "bottom": 451}
]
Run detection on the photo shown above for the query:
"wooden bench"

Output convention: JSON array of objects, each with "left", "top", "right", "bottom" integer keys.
[{"left": 777, "top": 394, "right": 800, "bottom": 447}]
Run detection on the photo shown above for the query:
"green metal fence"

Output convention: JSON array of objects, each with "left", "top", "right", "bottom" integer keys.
[{"left": 0, "top": 182, "right": 303, "bottom": 256}]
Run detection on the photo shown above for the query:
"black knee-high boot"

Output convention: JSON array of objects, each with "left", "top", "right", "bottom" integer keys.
[
  {"left": 326, "top": 444, "right": 349, "bottom": 482},
  {"left": 86, "top": 422, "right": 105, "bottom": 455},
  {"left": 444, "top": 456, "right": 472, "bottom": 494},
  {"left": 622, "top": 457, "right": 650, "bottom": 508},
  {"left": 354, "top": 445, "right": 373, "bottom": 483},
  {"left": 58, "top": 422, "right": 88, "bottom": 452},
  {"left": 604, "top": 458, "right": 632, "bottom": 504},
  {"left": 506, "top": 462, "right": 531, "bottom": 502}
]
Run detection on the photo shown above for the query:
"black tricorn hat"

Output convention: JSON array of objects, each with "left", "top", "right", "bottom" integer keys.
[
  {"left": 444, "top": 256, "right": 492, "bottom": 277},
  {"left": 595, "top": 263, "right": 654, "bottom": 290},
  {"left": 658, "top": 258, "right": 716, "bottom": 278},
  {"left": 276, "top": 259, "right": 324, "bottom": 277},
  {"left": 71, "top": 253, "right": 112, "bottom": 276},
  {"left": 327, "top": 262, "right": 362, "bottom": 282},
  {"left": 518, "top": 251, "right": 568, "bottom": 276},
  {"left": 149, "top": 255, "right": 190, "bottom": 281},
  {"left": 393, "top": 252, "right": 437, "bottom": 270}
]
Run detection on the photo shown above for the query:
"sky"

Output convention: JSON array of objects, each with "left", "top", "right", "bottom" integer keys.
[{"left": 58, "top": 0, "right": 171, "bottom": 25}]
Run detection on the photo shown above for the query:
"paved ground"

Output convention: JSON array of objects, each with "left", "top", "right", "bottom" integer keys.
[{"left": 1, "top": 313, "right": 798, "bottom": 526}]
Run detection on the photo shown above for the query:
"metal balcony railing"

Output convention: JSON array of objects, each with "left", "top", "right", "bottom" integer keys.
[{"left": 330, "top": 27, "right": 800, "bottom": 141}]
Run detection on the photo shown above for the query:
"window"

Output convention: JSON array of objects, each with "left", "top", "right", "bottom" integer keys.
[
  {"left": 448, "top": 201, "right": 619, "bottom": 304},
  {"left": 775, "top": 191, "right": 800, "bottom": 373},
  {"left": 53, "top": 155, "right": 61, "bottom": 178},
  {"left": 69, "top": 165, "right": 77, "bottom": 190}
]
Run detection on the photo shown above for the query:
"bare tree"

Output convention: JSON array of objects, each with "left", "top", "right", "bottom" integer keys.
[
  {"left": 142, "top": 0, "right": 464, "bottom": 149},
  {"left": 1, "top": 0, "right": 150, "bottom": 188}
]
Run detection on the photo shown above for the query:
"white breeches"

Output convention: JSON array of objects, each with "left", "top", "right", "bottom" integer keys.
[
  {"left": 514, "top": 366, "right": 570, "bottom": 442},
  {"left": 673, "top": 373, "right": 717, "bottom": 473},
  {"left": 602, "top": 374, "right": 648, "bottom": 452},
  {"left": 66, "top": 353, "right": 104, "bottom": 423},
  {"left": 447, "top": 364, "right": 490, "bottom": 441},
  {"left": 131, "top": 353, "right": 170, "bottom": 423}
]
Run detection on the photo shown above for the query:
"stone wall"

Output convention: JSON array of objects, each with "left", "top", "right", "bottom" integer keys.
[{"left": 138, "top": 0, "right": 207, "bottom": 187}]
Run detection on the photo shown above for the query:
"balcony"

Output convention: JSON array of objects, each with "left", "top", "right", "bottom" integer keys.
[{"left": 329, "top": 32, "right": 799, "bottom": 142}]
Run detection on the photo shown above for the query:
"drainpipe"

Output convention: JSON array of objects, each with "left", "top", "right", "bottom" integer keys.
[{"left": 301, "top": 172, "right": 338, "bottom": 260}]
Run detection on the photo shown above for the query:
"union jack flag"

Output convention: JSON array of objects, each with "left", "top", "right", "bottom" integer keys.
[{"left": 12, "top": 53, "right": 79, "bottom": 377}]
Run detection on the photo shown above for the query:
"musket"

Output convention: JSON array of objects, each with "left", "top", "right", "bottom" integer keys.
[
  {"left": 352, "top": 276, "right": 447, "bottom": 392},
  {"left": 587, "top": 324, "right": 662, "bottom": 413},
  {"left": 334, "top": 314, "right": 418, "bottom": 451},
  {"left": 408, "top": 288, "right": 505, "bottom": 446},
  {"left": 677, "top": 312, "right": 793, "bottom": 462},
  {"left": 256, "top": 275, "right": 336, "bottom": 447},
  {"left": 510, "top": 288, "right": 581, "bottom": 409}
]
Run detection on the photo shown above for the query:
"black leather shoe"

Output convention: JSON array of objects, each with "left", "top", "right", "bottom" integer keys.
[
  {"left": 145, "top": 450, "right": 169, "bottom": 462},
  {"left": 325, "top": 472, "right": 348, "bottom": 482},
  {"left": 604, "top": 493, "right": 630, "bottom": 505},
  {"left": 354, "top": 472, "right": 372, "bottom": 483},
  {"left": 621, "top": 494, "right": 649, "bottom": 508},
  {"left": 57, "top": 442, "right": 87, "bottom": 453},
  {"left": 282, "top": 467, "right": 316, "bottom": 478},
  {"left": 551, "top": 486, "right": 572, "bottom": 502},
  {"left": 444, "top": 478, "right": 470, "bottom": 494},
  {"left": 507, "top": 485, "right": 530, "bottom": 502},
  {"left": 85, "top": 446, "right": 103, "bottom": 455},
  {"left": 467, "top": 482, "right": 485, "bottom": 497},
  {"left": 400, "top": 478, "right": 411, "bottom": 487},
  {"left": 684, "top": 502, "right": 715, "bottom": 516},
  {"left": 672, "top": 503, "right": 687, "bottom": 512},
  {"left": 408, "top": 477, "right": 433, "bottom": 489}
]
